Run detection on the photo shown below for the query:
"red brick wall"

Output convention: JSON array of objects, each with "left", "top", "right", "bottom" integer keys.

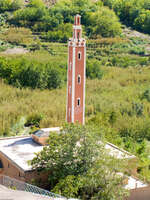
[
  {"left": 74, "top": 45, "right": 85, "bottom": 124},
  {"left": 0, "top": 152, "right": 25, "bottom": 181},
  {"left": 0, "top": 152, "right": 49, "bottom": 187}
]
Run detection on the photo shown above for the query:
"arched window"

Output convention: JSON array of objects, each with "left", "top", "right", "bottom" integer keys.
[
  {"left": 77, "top": 98, "right": 80, "bottom": 106},
  {"left": 78, "top": 52, "right": 81, "bottom": 60},
  {"left": 78, "top": 75, "right": 81, "bottom": 84}
]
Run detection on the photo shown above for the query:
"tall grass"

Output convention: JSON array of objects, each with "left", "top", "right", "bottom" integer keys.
[
  {"left": 0, "top": 80, "right": 66, "bottom": 136},
  {"left": 1, "top": 66, "right": 150, "bottom": 137}
]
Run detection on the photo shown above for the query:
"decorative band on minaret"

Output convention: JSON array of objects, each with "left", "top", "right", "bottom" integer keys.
[{"left": 66, "top": 15, "right": 86, "bottom": 125}]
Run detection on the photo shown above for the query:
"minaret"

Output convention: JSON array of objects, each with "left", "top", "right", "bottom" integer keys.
[{"left": 66, "top": 14, "right": 86, "bottom": 125}]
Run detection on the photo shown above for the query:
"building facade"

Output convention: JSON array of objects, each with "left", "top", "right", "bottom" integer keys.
[{"left": 66, "top": 14, "right": 86, "bottom": 125}]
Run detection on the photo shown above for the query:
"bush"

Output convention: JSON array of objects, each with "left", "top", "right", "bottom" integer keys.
[
  {"left": 132, "top": 102, "right": 143, "bottom": 116},
  {"left": 142, "top": 89, "right": 150, "bottom": 102},
  {"left": 1, "top": 27, "right": 34, "bottom": 46},
  {"left": 0, "top": 0, "right": 22, "bottom": 12},
  {"left": 134, "top": 10, "right": 150, "bottom": 34},
  {"left": 25, "top": 113, "right": 43, "bottom": 127},
  {"left": 86, "top": 59, "right": 104, "bottom": 79},
  {"left": 11, "top": 2, "right": 47, "bottom": 28},
  {"left": 0, "top": 56, "right": 66, "bottom": 90},
  {"left": 41, "top": 23, "right": 72, "bottom": 42}
]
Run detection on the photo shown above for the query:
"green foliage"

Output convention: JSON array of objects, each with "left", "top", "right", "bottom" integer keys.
[
  {"left": 132, "top": 102, "right": 143, "bottom": 116},
  {"left": 11, "top": 0, "right": 47, "bottom": 28},
  {"left": 25, "top": 113, "right": 43, "bottom": 127},
  {"left": 142, "top": 88, "right": 150, "bottom": 102},
  {"left": 0, "top": 13, "right": 7, "bottom": 26},
  {"left": 0, "top": 0, "right": 22, "bottom": 12},
  {"left": 90, "top": 7, "right": 122, "bottom": 37},
  {"left": 86, "top": 59, "right": 104, "bottom": 79},
  {"left": 28, "top": 0, "right": 45, "bottom": 8},
  {"left": 31, "top": 125, "right": 127, "bottom": 199},
  {"left": 1, "top": 27, "right": 34, "bottom": 46},
  {"left": 102, "top": 0, "right": 150, "bottom": 34},
  {"left": 10, "top": 116, "right": 26, "bottom": 135},
  {"left": 7, "top": 0, "right": 122, "bottom": 40},
  {"left": 0, "top": 56, "right": 66, "bottom": 89},
  {"left": 134, "top": 10, "right": 150, "bottom": 34},
  {"left": 41, "top": 23, "right": 72, "bottom": 43},
  {"left": 110, "top": 55, "right": 149, "bottom": 68}
]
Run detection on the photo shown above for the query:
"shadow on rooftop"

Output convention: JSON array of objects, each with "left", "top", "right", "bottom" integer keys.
[{"left": 5, "top": 137, "right": 41, "bottom": 147}]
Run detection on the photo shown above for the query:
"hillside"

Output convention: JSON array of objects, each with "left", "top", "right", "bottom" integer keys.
[{"left": 1, "top": 0, "right": 150, "bottom": 191}]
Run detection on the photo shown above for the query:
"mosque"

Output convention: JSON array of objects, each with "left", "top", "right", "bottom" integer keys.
[{"left": 0, "top": 15, "right": 149, "bottom": 199}]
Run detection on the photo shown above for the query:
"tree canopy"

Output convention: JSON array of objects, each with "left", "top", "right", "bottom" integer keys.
[{"left": 31, "top": 124, "right": 128, "bottom": 199}]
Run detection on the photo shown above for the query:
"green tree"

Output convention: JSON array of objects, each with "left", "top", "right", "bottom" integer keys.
[
  {"left": 86, "top": 59, "right": 104, "bottom": 79},
  {"left": 31, "top": 124, "right": 128, "bottom": 199},
  {"left": 0, "top": 0, "right": 22, "bottom": 12},
  {"left": 134, "top": 10, "right": 150, "bottom": 33},
  {"left": 28, "top": 0, "right": 45, "bottom": 8},
  {"left": 90, "top": 7, "right": 122, "bottom": 37}
]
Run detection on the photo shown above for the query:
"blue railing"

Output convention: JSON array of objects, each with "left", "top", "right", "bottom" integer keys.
[{"left": 0, "top": 175, "right": 66, "bottom": 199}]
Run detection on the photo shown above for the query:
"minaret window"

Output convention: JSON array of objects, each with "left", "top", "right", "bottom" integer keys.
[
  {"left": 69, "top": 86, "right": 71, "bottom": 94},
  {"left": 77, "top": 98, "right": 80, "bottom": 106},
  {"left": 78, "top": 75, "right": 81, "bottom": 84},
  {"left": 70, "top": 62, "right": 72, "bottom": 71},
  {"left": 78, "top": 52, "right": 81, "bottom": 60},
  {"left": 69, "top": 108, "right": 71, "bottom": 117}
]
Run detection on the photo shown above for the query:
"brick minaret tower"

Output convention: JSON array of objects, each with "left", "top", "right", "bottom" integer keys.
[{"left": 66, "top": 14, "right": 86, "bottom": 125}]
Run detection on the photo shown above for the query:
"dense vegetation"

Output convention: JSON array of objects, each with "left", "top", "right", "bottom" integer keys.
[
  {"left": 32, "top": 125, "right": 128, "bottom": 199},
  {"left": 1, "top": 0, "right": 150, "bottom": 197},
  {"left": 0, "top": 0, "right": 122, "bottom": 42},
  {"left": 32, "top": 125, "right": 126, "bottom": 200},
  {"left": 102, "top": 0, "right": 150, "bottom": 34}
]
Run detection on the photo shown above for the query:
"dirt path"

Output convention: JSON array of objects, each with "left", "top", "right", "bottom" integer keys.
[{"left": 3, "top": 47, "right": 28, "bottom": 55}]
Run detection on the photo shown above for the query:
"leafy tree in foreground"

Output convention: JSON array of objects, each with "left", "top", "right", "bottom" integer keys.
[{"left": 31, "top": 124, "right": 128, "bottom": 199}]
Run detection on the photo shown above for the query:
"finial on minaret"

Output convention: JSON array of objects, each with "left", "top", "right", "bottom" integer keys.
[
  {"left": 66, "top": 15, "right": 86, "bottom": 125},
  {"left": 73, "top": 14, "right": 82, "bottom": 41}
]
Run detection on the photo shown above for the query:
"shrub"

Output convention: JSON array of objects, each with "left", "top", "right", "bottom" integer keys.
[
  {"left": 0, "top": 0, "right": 22, "bottom": 12},
  {"left": 25, "top": 113, "right": 43, "bottom": 127},
  {"left": 86, "top": 59, "right": 104, "bottom": 79},
  {"left": 0, "top": 56, "right": 66, "bottom": 90},
  {"left": 132, "top": 102, "right": 143, "bottom": 116},
  {"left": 134, "top": 10, "right": 150, "bottom": 34},
  {"left": 142, "top": 89, "right": 150, "bottom": 102},
  {"left": 41, "top": 23, "right": 72, "bottom": 42},
  {"left": 1, "top": 27, "right": 34, "bottom": 46}
]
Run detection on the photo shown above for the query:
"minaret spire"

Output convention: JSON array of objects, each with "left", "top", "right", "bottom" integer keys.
[{"left": 66, "top": 15, "right": 86, "bottom": 125}]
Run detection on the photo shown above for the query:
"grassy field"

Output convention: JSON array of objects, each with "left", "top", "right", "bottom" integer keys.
[
  {"left": 1, "top": 65, "right": 150, "bottom": 136},
  {"left": 1, "top": 30, "right": 150, "bottom": 180}
]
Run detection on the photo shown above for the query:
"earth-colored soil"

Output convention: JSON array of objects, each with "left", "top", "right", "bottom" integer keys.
[{"left": 3, "top": 47, "right": 28, "bottom": 55}]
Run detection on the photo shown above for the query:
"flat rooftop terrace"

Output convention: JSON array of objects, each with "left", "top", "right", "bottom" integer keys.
[
  {"left": 0, "top": 136, "right": 43, "bottom": 171},
  {"left": 0, "top": 127, "right": 136, "bottom": 172}
]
